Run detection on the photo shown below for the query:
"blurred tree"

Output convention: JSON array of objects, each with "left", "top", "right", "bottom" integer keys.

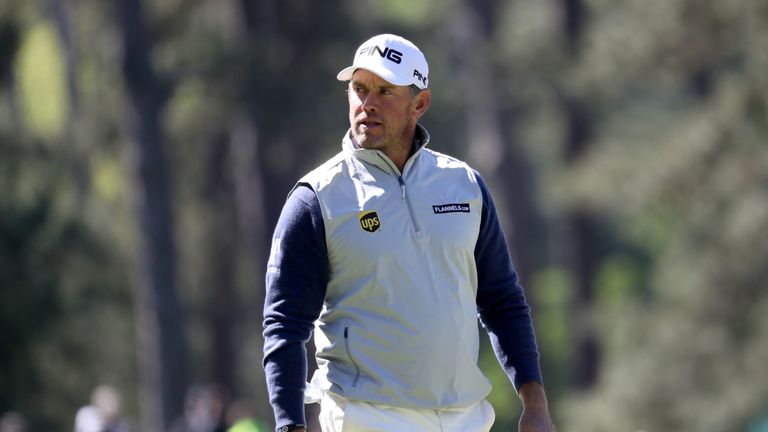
[
  {"left": 116, "top": 0, "right": 187, "bottom": 429},
  {"left": 0, "top": 8, "right": 21, "bottom": 127},
  {"left": 44, "top": 0, "right": 79, "bottom": 118},
  {"left": 555, "top": 0, "right": 602, "bottom": 390},
  {"left": 0, "top": 133, "right": 135, "bottom": 431},
  {"left": 1, "top": 1, "right": 138, "bottom": 430},
  {"left": 202, "top": 129, "right": 240, "bottom": 396},
  {"left": 554, "top": 0, "right": 768, "bottom": 429},
  {"left": 448, "top": 0, "right": 547, "bottom": 287},
  {"left": 44, "top": 0, "right": 91, "bottom": 208}
]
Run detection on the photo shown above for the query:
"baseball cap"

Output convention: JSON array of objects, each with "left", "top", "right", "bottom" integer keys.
[{"left": 337, "top": 34, "right": 429, "bottom": 89}]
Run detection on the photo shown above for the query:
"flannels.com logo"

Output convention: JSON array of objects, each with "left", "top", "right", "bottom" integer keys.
[
  {"left": 359, "top": 45, "right": 403, "bottom": 64},
  {"left": 433, "top": 203, "right": 470, "bottom": 214},
  {"left": 358, "top": 211, "right": 381, "bottom": 232}
]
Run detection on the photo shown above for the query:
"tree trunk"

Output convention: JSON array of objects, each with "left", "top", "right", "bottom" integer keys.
[
  {"left": 202, "top": 130, "right": 238, "bottom": 395},
  {"left": 44, "top": 0, "right": 90, "bottom": 208},
  {"left": 232, "top": 1, "right": 276, "bottom": 425},
  {"left": 44, "top": 0, "right": 78, "bottom": 114},
  {"left": 0, "top": 13, "right": 22, "bottom": 131},
  {"left": 558, "top": 0, "right": 601, "bottom": 390},
  {"left": 116, "top": 0, "right": 187, "bottom": 428}
]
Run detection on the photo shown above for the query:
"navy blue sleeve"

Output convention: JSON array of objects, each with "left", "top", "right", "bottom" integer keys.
[
  {"left": 473, "top": 171, "right": 543, "bottom": 391},
  {"left": 262, "top": 184, "right": 328, "bottom": 430}
]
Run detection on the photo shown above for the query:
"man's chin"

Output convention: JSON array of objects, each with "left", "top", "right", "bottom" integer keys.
[{"left": 353, "top": 135, "right": 383, "bottom": 150}]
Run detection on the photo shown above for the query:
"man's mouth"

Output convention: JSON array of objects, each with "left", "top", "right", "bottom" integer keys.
[{"left": 358, "top": 119, "right": 382, "bottom": 129}]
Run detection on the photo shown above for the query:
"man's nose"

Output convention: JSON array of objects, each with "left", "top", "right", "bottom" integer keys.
[{"left": 361, "top": 92, "right": 378, "bottom": 111}]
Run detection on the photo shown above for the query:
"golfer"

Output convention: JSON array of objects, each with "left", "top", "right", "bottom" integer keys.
[{"left": 263, "top": 33, "right": 555, "bottom": 432}]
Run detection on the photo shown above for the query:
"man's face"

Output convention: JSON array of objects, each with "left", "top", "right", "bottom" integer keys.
[{"left": 347, "top": 69, "right": 422, "bottom": 152}]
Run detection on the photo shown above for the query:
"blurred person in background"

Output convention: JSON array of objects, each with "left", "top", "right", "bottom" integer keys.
[
  {"left": 262, "top": 33, "right": 555, "bottom": 432},
  {"left": 169, "top": 384, "right": 229, "bottom": 432},
  {"left": 0, "top": 412, "right": 26, "bottom": 432},
  {"left": 73, "top": 385, "right": 129, "bottom": 432}
]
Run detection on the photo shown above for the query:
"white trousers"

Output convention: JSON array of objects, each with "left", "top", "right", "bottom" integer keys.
[{"left": 318, "top": 392, "right": 495, "bottom": 432}]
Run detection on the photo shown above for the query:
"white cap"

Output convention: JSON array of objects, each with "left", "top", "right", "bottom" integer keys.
[{"left": 337, "top": 34, "right": 429, "bottom": 89}]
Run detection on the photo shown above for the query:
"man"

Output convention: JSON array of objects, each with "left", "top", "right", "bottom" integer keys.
[
  {"left": 74, "top": 385, "right": 130, "bottom": 432},
  {"left": 263, "top": 34, "right": 555, "bottom": 432}
]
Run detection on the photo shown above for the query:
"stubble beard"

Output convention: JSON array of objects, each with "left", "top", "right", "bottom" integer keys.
[{"left": 350, "top": 106, "right": 414, "bottom": 155}]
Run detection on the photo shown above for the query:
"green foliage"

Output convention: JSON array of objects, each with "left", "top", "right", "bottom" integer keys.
[
  {"left": 0, "top": 135, "right": 135, "bottom": 430},
  {"left": 479, "top": 334, "right": 521, "bottom": 432},
  {"left": 552, "top": 1, "right": 768, "bottom": 429},
  {"left": 530, "top": 267, "right": 573, "bottom": 394},
  {"left": 594, "top": 254, "right": 646, "bottom": 307},
  {"left": 16, "top": 20, "right": 66, "bottom": 139}
]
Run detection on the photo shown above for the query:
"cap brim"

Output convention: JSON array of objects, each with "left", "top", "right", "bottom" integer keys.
[{"left": 336, "top": 66, "right": 356, "bottom": 81}]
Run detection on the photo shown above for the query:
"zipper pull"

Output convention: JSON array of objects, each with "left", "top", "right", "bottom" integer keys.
[{"left": 399, "top": 177, "right": 406, "bottom": 201}]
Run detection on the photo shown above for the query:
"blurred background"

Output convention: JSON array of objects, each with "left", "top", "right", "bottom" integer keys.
[{"left": 1, "top": 0, "right": 767, "bottom": 431}]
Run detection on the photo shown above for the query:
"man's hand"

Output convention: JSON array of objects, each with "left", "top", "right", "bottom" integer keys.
[{"left": 518, "top": 381, "right": 556, "bottom": 432}]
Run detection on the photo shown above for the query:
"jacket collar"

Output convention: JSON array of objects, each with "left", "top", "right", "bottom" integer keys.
[{"left": 341, "top": 124, "right": 431, "bottom": 176}]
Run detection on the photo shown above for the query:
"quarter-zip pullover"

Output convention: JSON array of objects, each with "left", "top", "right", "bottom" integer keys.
[{"left": 263, "top": 125, "right": 542, "bottom": 430}]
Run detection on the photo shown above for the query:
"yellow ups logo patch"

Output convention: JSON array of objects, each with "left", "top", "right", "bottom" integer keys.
[{"left": 358, "top": 211, "right": 381, "bottom": 233}]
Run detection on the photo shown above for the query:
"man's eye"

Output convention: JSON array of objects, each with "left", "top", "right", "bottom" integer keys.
[
  {"left": 353, "top": 87, "right": 365, "bottom": 93},
  {"left": 381, "top": 89, "right": 392, "bottom": 95}
]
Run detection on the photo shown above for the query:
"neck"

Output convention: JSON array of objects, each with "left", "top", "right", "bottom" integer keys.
[
  {"left": 351, "top": 128, "right": 416, "bottom": 173},
  {"left": 387, "top": 127, "right": 417, "bottom": 172},
  {"left": 384, "top": 144, "right": 412, "bottom": 173}
]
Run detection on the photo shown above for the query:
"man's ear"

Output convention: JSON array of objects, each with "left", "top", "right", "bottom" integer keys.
[{"left": 412, "top": 89, "right": 431, "bottom": 119}]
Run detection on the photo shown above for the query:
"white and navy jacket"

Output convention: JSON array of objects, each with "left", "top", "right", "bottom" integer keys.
[{"left": 263, "top": 125, "right": 542, "bottom": 430}]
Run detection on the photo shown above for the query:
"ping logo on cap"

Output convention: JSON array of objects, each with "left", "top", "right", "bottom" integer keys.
[
  {"left": 359, "top": 45, "right": 403, "bottom": 64},
  {"left": 358, "top": 211, "right": 381, "bottom": 233},
  {"left": 413, "top": 69, "right": 427, "bottom": 86}
]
